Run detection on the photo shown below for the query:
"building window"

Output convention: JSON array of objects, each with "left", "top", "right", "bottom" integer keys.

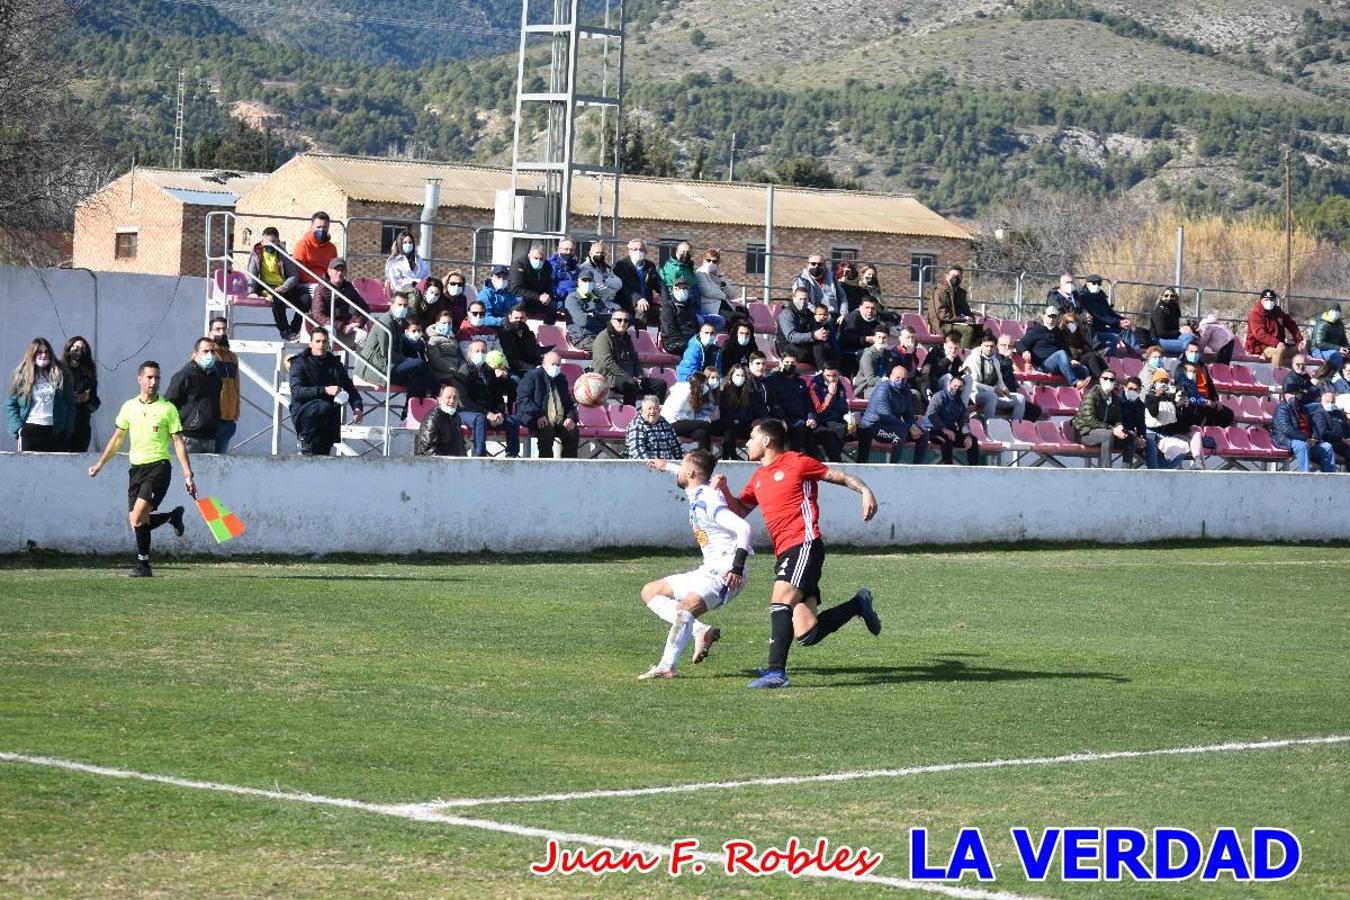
[
  {"left": 831, "top": 246, "right": 859, "bottom": 267},
  {"left": 657, "top": 238, "right": 685, "bottom": 268},
  {"left": 380, "top": 221, "right": 415, "bottom": 255},
  {"left": 473, "top": 229, "right": 494, "bottom": 268},
  {"left": 745, "top": 243, "right": 767, "bottom": 276},
  {"left": 910, "top": 253, "right": 938, "bottom": 284},
  {"left": 114, "top": 230, "right": 139, "bottom": 260}
]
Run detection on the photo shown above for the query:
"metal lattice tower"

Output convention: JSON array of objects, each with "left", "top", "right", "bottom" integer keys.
[
  {"left": 508, "top": 0, "right": 626, "bottom": 239},
  {"left": 172, "top": 67, "right": 186, "bottom": 170}
]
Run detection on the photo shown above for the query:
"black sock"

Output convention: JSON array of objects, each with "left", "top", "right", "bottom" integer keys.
[
  {"left": 767, "top": 604, "right": 793, "bottom": 672},
  {"left": 135, "top": 525, "right": 151, "bottom": 557},
  {"left": 803, "top": 596, "right": 862, "bottom": 645},
  {"left": 148, "top": 512, "right": 171, "bottom": 530}
]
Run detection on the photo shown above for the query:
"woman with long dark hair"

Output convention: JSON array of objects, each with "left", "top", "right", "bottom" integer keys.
[
  {"left": 6, "top": 337, "right": 75, "bottom": 451},
  {"left": 63, "top": 335, "right": 100, "bottom": 452}
]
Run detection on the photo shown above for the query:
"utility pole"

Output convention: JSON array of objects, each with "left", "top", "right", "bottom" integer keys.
[
  {"left": 172, "top": 67, "right": 186, "bottom": 169},
  {"left": 728, "top": 131, "right": 736, "bottom": 182},
  {"left": 1283, "top": 147, "right": 1293, "bottom": 302}
]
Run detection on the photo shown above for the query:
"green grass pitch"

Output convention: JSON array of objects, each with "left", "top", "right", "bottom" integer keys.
[{"left": 0, "top": 545, "right": 1347, "bottom": 898}]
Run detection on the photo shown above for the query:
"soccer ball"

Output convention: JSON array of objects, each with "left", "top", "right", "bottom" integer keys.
[{"left": 573, "top": 371, "right": 610, "bottom": 408}]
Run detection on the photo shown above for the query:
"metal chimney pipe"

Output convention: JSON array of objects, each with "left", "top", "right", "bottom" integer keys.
[{"left": 420, "top": 178, "right": 441, "bottom": 263}]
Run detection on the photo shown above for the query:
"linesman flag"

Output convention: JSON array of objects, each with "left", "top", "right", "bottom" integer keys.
[{"left": 196, "top": 496, "right": 246, "bottom": 544}]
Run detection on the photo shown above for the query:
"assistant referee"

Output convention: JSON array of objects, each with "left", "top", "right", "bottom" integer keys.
[{"left": 89, "top": 360, "right": 196, "bottom": 577}]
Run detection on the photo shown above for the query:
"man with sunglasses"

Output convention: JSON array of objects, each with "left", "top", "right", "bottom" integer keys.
[
  {"left": 1072, "top": 370, "right": 1134, "bottom": 468},
  {"left": 591, "top": 311, "right": 669, "bottom": 406}
]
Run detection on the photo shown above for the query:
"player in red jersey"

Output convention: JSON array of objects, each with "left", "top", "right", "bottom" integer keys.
[{"left": 714, "top": 418, "right": 880, "bottom": 688}]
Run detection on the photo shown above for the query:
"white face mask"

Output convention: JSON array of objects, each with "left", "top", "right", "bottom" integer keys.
[
  {"left": 402, "top": 241, "right": 414, "bottom": 254},
  {"left": 470, "top": 351, "right": 485, "bottom": 366},
  {"left": 492, "top": 278, "right": 507, "bottom": 290},
  {"left": 1149, "top": 356, "right": 1163, "bottom": 367},
  {"left": 1087, "top": 284, "right": 1100, "bottom": 294},
  {"left": 1067, "top": 322, "right": 1078, "bottom": 333},
  {"left": 426, "top": 291, "right": 441, "bottom": 302},
  {"left": 737, "top": 334, "right": 751, "bottom": 346},
  {"left": 439, "top": 402, "right": 458, "bottom": 415},
  {"left": 700, "top": 333, "right": 715, "bottom": 346},
  {"left": 1323, "top": 403, "right": 1337, "bottom": 412},
  {"left": 1330, "top": 310, "right": 1342, "bottom": 322},
  {"left": 544, "top": 364, "right": 561, "bottom": 379},
  {"left": 629, "top": 250, "right": 645, "bottom": 264},
  {"left": 705, "top": 380, "right": 719, "bottom": 393},
  {"left": 469, "top": 312, "right": 484, "bottom": 324},
  {"left": 578, "top": 282, "right": 593, "bottom": 296},
  {"left": 1262, "top": 299, "right": 1275, "bottom": 311},
  {"left": 674, "top": 289, "right": 689, "bottom": 303},
  {"left": 448, "top": 284, "right": 464, "bottom": 297},
  {"left": 1125, "top": 389, "right": 1140, "bottom": 401},
  {"left": 731, "top": 372, "right": 746, "bottom": 387}
]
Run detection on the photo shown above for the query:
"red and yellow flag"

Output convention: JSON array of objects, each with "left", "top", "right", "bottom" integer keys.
[{"left": 196, "top": 496, "right": 246, "bottom": 544}]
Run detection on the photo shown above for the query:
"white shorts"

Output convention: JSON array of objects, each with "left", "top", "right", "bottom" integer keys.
[{"left": 666, "top": 565, "right": 744, "bottom": 611}]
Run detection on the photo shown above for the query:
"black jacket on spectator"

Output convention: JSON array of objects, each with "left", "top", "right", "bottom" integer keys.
[
  {"left": 838, "top": 309, "right": 883, "bottom": 356},
  {"left": 164, "top": 359, "right": 222, "bottom": 440},
  {"left": 764, "top": 370, "right": 814, "bottom": 425},
  {"left": 721, "top": 336, "right": 756, "bottom": 374},
  {"left": 919, "top": 350, "right": 963, "bottom": 399},
  {"left": 287, "top": 350, "right": 361, "bottom": 451},
  {"left": 1150, "top": 297, "right": 1185, "bottom": 340},
  {"left": 613, "top": 257, "right": 663, "bottom": 313},
  {"left": 498, "top": 320, "right": 547, "bottom": 375},
  {"left": 1312, "top": 404, "right": 1349, "bottom": 446},
  {"left": 660, "top": 296, "right": 701, "bottom": 358},
  {"left": 591, "top": 326, "right": 642, "bottom": 390},
  {"left": 516, "top": 366, "right": 577, "bottom": 424},
  {"left": 720, "top": 382, "right": 769, "bottom": 430},
  {"left": 509, "top": 256, "right": 553, "bottom": 307},
  {"left": 1016, "top": 323, "right": 1067, "bottom": 366},
  {"left": 453, "top": 362, "right": 512, "bottom": 415},
  {"left": 415, "top": 407, "right": 466, "bottom": 456},
  {"left": 776, "top": 304, "right": 818, "bottom": 356},
  {"left": 1081, "top": 289, "right": 1123, "bottom": 329},
  {"left": 1120, "top": 394, "right": 1146, "bottom": 435}
]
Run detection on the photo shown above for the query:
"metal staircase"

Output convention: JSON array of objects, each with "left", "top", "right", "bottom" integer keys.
[{"left": 204, "top": 211, "right": 397, "bottom": 456}]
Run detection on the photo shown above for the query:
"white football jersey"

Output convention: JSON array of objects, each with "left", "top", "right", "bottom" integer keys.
[{"left": 687, "top": 484, "right": 751, "bottom": 570}]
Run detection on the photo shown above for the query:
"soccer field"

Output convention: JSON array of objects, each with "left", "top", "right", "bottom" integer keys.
[{"left": 1, "top": 545, "right": 1347, "bottom": 898}]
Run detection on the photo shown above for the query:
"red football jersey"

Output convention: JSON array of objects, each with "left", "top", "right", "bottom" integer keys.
[{"left": 739, "top": 451, "right": 829, "bottom": 556}]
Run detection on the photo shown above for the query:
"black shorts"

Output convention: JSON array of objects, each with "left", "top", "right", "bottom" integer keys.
[
  {"left": 127, "top": 460, "right": 171, "bottom": 512},
  {"left": 774, "top": 541, "right": 825, "bottom": 599}
]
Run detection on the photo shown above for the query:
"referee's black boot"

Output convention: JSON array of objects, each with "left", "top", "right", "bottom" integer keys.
[{"left": 128, "top": 561, "right": 152, "bottom": 578}]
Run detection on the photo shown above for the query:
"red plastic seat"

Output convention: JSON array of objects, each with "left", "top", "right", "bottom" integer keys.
[
  {"left": 1245, "top": 427, "right": 1290, "bottom": 459},
  {"left": 353, "top": 276, "right": 389, "bottom": 313},
  {"left": 577, "top": 403, "right": 614, "bottom": 438},
  {"left": 747, "top": 302, "right": 777, "bottom": 334},
  {"left": 561, "top": 362, "right": 585, "bottom": 392},
  {"left": 1000, "top": 320, "right": 1025, "bottom": 342},
  {"left": 1056, "top": 386, "right": 1082, "bottom": 414},
  {"left": 404, "top": 397, "right": 436, "bottom": 429},
  {"left": 1034, "top": 420, "right": 1071, "bottom": 452},
  {"left": 635, "top": 329, "right": 679, "bottom": 366},
  {"left": 967, "top": 418, "right": 1004, "bottom": 453},
  {"left": 608, "top": 402, "right": 637, "bottom": 431},
  {"left": 902, "top": 312, "right": 941, "bottom": 345},
  {"left": 1116, "top": 357, "right": 1143, "bottom": 378}
]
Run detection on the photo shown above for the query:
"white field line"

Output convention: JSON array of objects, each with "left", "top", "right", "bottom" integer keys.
[
  {"left": 0, "top": 751, "right": 1035, "bottom": 900},
  {"left": 419, "top": 735, "right": 1350, "bottom": 810}
]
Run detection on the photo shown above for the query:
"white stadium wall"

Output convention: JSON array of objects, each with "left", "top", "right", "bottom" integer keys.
[{"left": 2, "top": 453, "right": 1347, "bottom": 556}]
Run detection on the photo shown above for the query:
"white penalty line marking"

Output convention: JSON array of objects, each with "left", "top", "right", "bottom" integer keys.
[
  {"left": 420, "top": 735, "right": 1350, "bottom": 810},
  {"left": 0, "top": 751, "right": 1031, "bottom": 900}
]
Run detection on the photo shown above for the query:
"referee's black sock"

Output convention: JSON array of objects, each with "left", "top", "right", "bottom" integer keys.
[
  {"left": 767, "top": 604, "right": 793, "bottom": 672},
  {"left": 799, "top": 596, "right": 862, "bottom": 646},
  {"left": 134, "top": 525, "right": 152, "bottom": 557},
  {"left": 148, "top": 512, "right": 172, "bottom": 531}
]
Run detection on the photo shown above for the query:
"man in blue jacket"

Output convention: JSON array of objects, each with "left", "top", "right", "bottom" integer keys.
[
  {"left": 858, "top": 363, "right": 928, "bottom": 464},
  {"left": 1271, "top": 376, "right": 1335, "bottom": 472},
  {"left": 1310, "top": 389, "right": 1349, "bottom": 472},
  {"left": 926, "top": 375, "right": 980, "bottom": 465},
  {"left": 516, "top": 351, "right": 579, "bottom": 458}
]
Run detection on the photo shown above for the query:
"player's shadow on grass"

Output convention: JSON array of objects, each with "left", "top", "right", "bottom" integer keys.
[{"left": 735, "top": 655, "right": 1129, "bottom": 687}]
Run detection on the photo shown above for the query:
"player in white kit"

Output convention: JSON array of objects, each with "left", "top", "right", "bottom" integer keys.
[{"left": 637, "top": 449, "right": 754, "bottom": 680}]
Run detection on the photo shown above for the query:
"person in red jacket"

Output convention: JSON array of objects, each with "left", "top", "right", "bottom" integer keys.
[
  {"left": 1245, "top": 289, "right": 1304, "bottom": 368},
  {"left": 291, "top": 211, "right": 338, "bottom": 286}
]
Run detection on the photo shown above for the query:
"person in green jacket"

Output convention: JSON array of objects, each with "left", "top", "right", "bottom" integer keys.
[
  {"left": 1072, "top": 370, "right": 1135, "bottom": 468},
  {"left": 660, "top": 241, "right": 701, "bottom": 306},
  {"left": 1309, "top": 302, "right": 1347, "bottom": 374}
]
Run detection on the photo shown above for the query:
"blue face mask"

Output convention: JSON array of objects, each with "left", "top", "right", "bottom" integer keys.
[
  {"left": 402, "top": 241, "right": 414, "bottom": 254},
  {"left": 530, "top": 258, "right": 544, "bottom": 270},
  {"left": 198, "top": 352, "right": 216, "bottom": 370},
  {"left": 435, "top": 323, "right": 452, "bottom": 337},
  {"left": 392, "top": 306, "right": 409, "bottom": 321}
]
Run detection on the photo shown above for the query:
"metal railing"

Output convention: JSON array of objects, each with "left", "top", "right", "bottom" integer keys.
[{"left": 206, "top": 211, "right": 396, "bottom": 456}]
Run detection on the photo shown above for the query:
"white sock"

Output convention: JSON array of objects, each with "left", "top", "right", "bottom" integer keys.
[
  {"left": 646, "top": 595, "right": 678, "bottom": 624},
  {"left": 659, "top": 610, "right": 697, "bottom": 671}
]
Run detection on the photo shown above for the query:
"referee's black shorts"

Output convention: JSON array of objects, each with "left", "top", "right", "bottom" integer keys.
[
  {"left": 127, "top": 460, "right": 171, "bottom": 512},
  {"left": 773, "top": 540, "right": 825, "bottom": 599}
]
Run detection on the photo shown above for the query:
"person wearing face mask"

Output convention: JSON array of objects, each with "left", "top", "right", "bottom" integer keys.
[
  {"left": 291, "top": 211, "right": 338, "bottom": 289},
  {"left": 858, "top": 363, "right": 929, "bottom": 464},
  {"left": 1142, "top": 372, "right": 1192, "bottom": 469},
  {"left": 425, "top": 310, "right": 467, "bottom": 384},
  {"left": 246, "top": 226, "right": 307, "bottom": 340},
  {"left": 613, "top": 238, "right": 661, "bottom": 328},
  {"left": 496, "top": 304, "right": 547, "bottom": 378},
  {"left": 1071, "top": 370, "right": 1134, "bottom": 468},
  {"left": 6, "top": 337, "right": 74, "bottom": 452},
  {"left": 1245, "top": 289, "right": 1304, "bottom": 368},
  {"left": 578, "top": 242, "right": 624, "bottom": 306},
  {"left": 661, "top": 368, "right": 722, "bottom": 453},
  {"left": 515, "top": 351, "right": 578, "bottom": 458},
  {"left": 1310, "top": 390, "right": 1350, "bottom": 471},
  {"left": 776, "top": 286, "right": 829, "bottom": 369},
  {"left": 790, "top": 253, "right": 843, "bottom": 318},
  {"left": 834, "top": 261, "right": 867, "bottom": 314},
  {"left": 994, "top": 334, "right": 1041, "bottom": 421},
  {"left": 695, "top": 249, "right": 735, "bottom": 321},
  {"left": 928, "top": 266, "right": 984, "bottom": 350},
  {"left": 310, "top": 257, "right": 372, "bottom": 342},
  {"left": 564, "top": 272, "right": 620, "bottom": 351},
  {"left": 660, "top": 241, "right": 702, "bottom": 309},
  {"left": 547, "top": 238, "right": 581, "bottom": 302},
  {"left": 164, "top": 337, "right": 224, "bottom": 453},
  {"left": 61, "top": 335, "right": 100, "bottom": 453},
  {"left": 509, "top": 242, "right": 558, "bottom": 324},
  {"left": 1138, "top": 345, "right": 1170, "bottom": 386},
  {"left": 1149, "top": 288, "right": 1197, "bottom": 356},
  {"left": 432, "top": 269, "right": 476, "bottom": 329},
  {"left": 357, "top": 291, "right": 432, "bottom": 396},
  {"left": 838, "top": 297, "right": 884, "bottom": 377},
  {"left": 1176, "top": 347, "right": 1235, "bottom": 427},
  {"left": 287, "top": 328, "right": 362, "bottom": 456},
  {"left": 450, "top": 338, "right": 522, "bottom": 457},
  {"left": 1309, "top": 302, "right": 1347, "bottom": 375},
  {"left": 1017, "top": 306, "right": 1088, "bottom": 388},
  {"left": 1118, "top": 375, "right": 1148, "bottom": 462},
  {"left": 854, "top": 326, "right": 902, "bottom": 399},
  {"left": 478, "top": 264, "right": 519, "bottom": 328},
  {"left": 717, "top": 363, "right": 767, "bottom": 459},
  {"left": 204, "top": 319, "right": 240, "bottom": 453},
  {"left": 925, "top": 375, "right": 980, "bottom": 465},
  {"left": 384, "top": 228, "right": 430, "bottom": 296},
  {"left": 1331, "top": 360, "right": 1350, "bottom": 413},
  {"left": 720, "top": 321, "right": 757, "bottom": 373},
  {"left": 763, "top": 350, "right": 821, "bottom": 457},
  {"left": 414, "top": 383, "right": 467, "bottom": 457},
  {"left": 1058, "top": 311, "right": 1109, "bottom": 383},
  {"left": 1047, "top": 273, "right": 1086, "bottom": 317},
  {"left": 1271, "top": 376, "right": 1335, "bottom": 472},
  {"left": 1077, "top": 274, "right": 1139, "bottom": 358},
  {"left": 962, "top": 333, "right": 1026, "bottom": 421},
  {"left": 676, "top": 322, "right": 723, "bottom": 382},
  {"left": 660, "top": 275, "right": 703, "bottom": 358},
  {"left": 918, "top": 333, "right": 965, "bottom": 404},
  {"left": 807, "top": 363, "right": 853, "bottom": 463}
]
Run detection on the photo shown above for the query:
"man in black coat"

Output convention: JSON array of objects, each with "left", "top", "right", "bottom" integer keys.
[
  {"left": 164, "top": 337, "right": 223, "bottom": 453},
  {"left": 659, "top": 276, "right": 701, "bottom": 358},
  {"left": 515, "top": 351, "right": 579, "bottom": 458},
  {"left": 837, "top": 296, "right": 885, "bottom": 377},
  {"left": 508, "top": 242, "right": 557, "bottom": 323},
  {"left": 497, "top": 304, "right": 548, "bottom": 377},
  {"left": 612, "top": 238, "right": 663, "bottom": 328},
  {"left": 763, "top": 350, "right": 820, "bottom": 457},
  {"left": 415, "top": 383, "right": 467, "bottom": 457},
  {"left": 451, "top": 338, "right": 521, "bottom": 457},
  {"left": 287, "top": 328, "right": 363, "bottom": 456}
]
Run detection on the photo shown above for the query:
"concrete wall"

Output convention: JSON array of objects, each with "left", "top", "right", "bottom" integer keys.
[{"left": 3, "top": 452, "right": 1345, "bottom": 556}]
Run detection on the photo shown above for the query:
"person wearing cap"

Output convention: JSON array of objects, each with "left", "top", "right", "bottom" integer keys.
[
  {"left": 1271, "top": 375, "right": 1335, "bottom": 472},
  {"left": 1016, "top": 306, "right": 1089, "bottom": 388},
  {"left": 310, "top": 257, "right": 371, "bottom": 344},
  {"left": 1311, "top": 390, "right": 1350, "bottom": 471},
  {"left": 246, "top": 226, "right": 306, "bottom": 340},
  {"left": 1149, "top": 288, "right": 1196, "bottom": 355},
  {"left": 1142, "top": 371, "right": 1193, "bottom": 469},
  {"left": 478, "top": 264, "right": 519, "bottom": 327},
  {"left": 563, "top": 270, "right": 619, "bottom": 351},
  {"left": 660, "top": 274, "right": 703, "bottom": 358},
  {"left": 509, "top": 242, "right": 558, "bottom": 324},
  {"left": 1309, "top": 302, "right": 1347, "bottom": 374},
  {"left": 1078, "top": 274, "right": 1138, "bottom": 357},
  {"left": 1072, "top": 370, "right": 1134, "bottom": 468},
  {"left": 1245, "top": 289, "right": 1304, "bottom": 368}
]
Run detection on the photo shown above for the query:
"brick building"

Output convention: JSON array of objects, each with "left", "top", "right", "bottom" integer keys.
[
  {"left": 233, "top": 153, "right": 971, "bottom": 302},
  {"left": 73, "top": 168, "right": 267, "bottom": 277}
]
